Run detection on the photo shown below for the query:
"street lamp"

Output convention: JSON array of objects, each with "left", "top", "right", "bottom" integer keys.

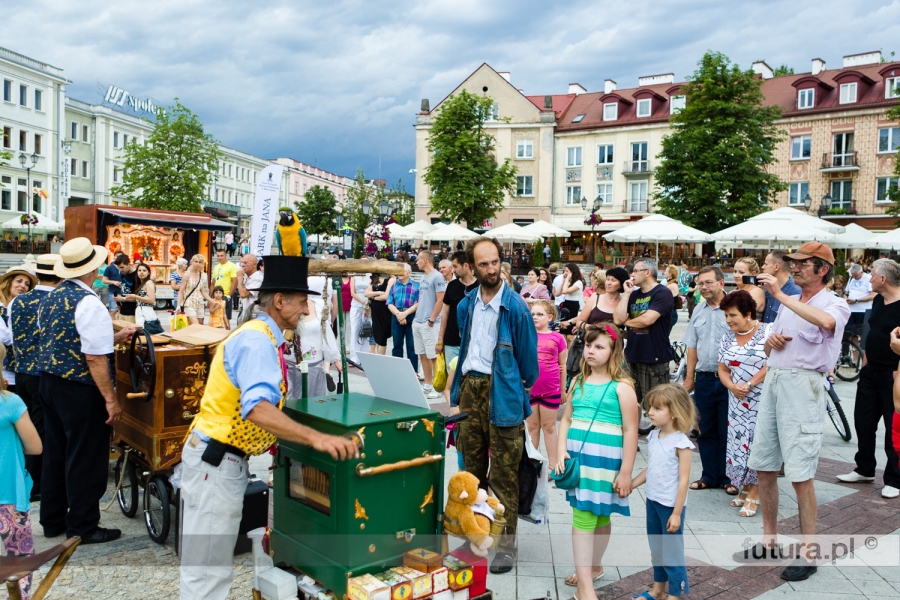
[
  {"left": 18, "top": 152, "right": 39, "bottom": 253},
  {"left": 378, "top": 199, "right": 391, "bottom": 222},
  {"left": 819, "top": 193, "right": 833, "bottom": 216},
  {"left": 581, "top": 195, "right": 602, "bottom": 263},
  {"left": 803, "top": 193, "right": 813, "bottom": 211},
  {"left": 361, "top": 200, "right": 372, "bottom": 217}
]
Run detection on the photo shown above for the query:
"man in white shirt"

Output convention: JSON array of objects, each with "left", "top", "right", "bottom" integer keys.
[
  {"left": 237, "top": 253, "right": 263, "bottom": 319},
  {"left": 845, "top": 263, "right": 874, "bottom": 339},
  {"left": 549, "top": 263, "right": 564, "bottom": 308}
]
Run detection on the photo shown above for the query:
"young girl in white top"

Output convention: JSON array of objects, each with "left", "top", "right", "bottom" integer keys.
[{"left": 630, "top": 384, "right": 697, "bottom": 600}]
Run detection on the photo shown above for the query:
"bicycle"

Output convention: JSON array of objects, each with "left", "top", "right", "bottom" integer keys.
[
  {"left": 825, "top": 376, "right": 852, "bottom": 441},
  {"left": 834, "top": 335, "right": 863, "bottom": 382}
]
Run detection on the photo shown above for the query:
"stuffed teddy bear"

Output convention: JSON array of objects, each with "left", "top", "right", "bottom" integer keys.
[{"left": 442, "top": 472, "right": 504, "bottom": 557}]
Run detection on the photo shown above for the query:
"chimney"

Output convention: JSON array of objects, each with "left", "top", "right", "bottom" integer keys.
[
  {"left": 751, "top": 61, "right": 774, "bottom": 79},
  {"left": 637, "top": 73, "right": 675, "bottom": 86},
  {"left": 498, "top": 71, "right": 511, "bottom": 82},
  {"left": 843, "top": 51, "right": 882, "bottom": 68},
  {"left": 604, "top": 79, "right": 617, "bottom": 94},
  {"left": 812, "top": 58, "right": 826, "bottom": 75},
  {"left": 568, "top": 83, "right": 586, "bottom": 95},
  {"left": 420, "top": 99, "right": 430, "bottom": 112},
  {"left": 543, "top": 95, "right": 553, "bottom": 110}
]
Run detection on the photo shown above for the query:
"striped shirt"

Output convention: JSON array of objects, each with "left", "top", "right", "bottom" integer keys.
[{"left": 387, "top": 279, "right": 419, "bottom": 310}]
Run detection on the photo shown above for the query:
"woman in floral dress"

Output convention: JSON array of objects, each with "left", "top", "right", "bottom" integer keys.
[{"left": 717, "top": 290, "right": 770, "bottom": 517}]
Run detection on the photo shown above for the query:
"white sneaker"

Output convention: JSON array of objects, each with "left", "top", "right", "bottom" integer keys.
[
  {"left": 882, "top": 485, "right": 900, "bottom": 499},
  {"left": 836, "top": 471, "right": 875, "bottom": 483},
  {"left": 425, "top": 389, "right": 442, "bottom": 400}
]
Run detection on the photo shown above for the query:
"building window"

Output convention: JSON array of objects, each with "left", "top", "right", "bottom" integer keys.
[
  {"left": 516, "top": 139, "right": 533, "bottom": 159},
  {"left": 788, "top": 182, "right": 809, "bottom": 206},
  {"left": 831, "top": 180, "right": 852, "bottom": 209},
  {"left": 17, "top": 190, "right": 27, "bottom": 212},
  {"left": 294, "top": 182, "right": 298, "bottom": 194},
  {"left": 631, "top": 142, "right": 649, "bottom": 172},
  {"left": 82, "top": 160, "right": 88, "bottom": 178},
  {"left": 791, "top": 135, "right": 811, "bottom": 160},
  {"left": 2, "top": 127, "right": 10, "bottom": 149},
  {"left": 34, "top": 134, "right": 41, "bottom": 155},
  {"left": 2, "top": 80, "right": 10, "bottom": 102},
  {"left": 32, "top": 180, "right": 41, "bottom": 212},
  {"left": 636, "top": 98, "right": 651, "bottom": 117},
  {"left": 516, "top": 175, "right": 533, "bottom": 196},
  {"left": 113, "top": 167, "right": 119, "bottom": 183},
  {"left": 887, "top": 77, "right": 900, "bottom": 99},
  {"left": 82, "top": 124, "right": 89, "bottom": 142},
  {"left": 596, "top": 182, "right": 613, "bottom": 205},
  {"left": 670, "top": 95, "right": 686, "bottom": 113},
  {"left": 1, "top": 189, "right": 9, "bottom": 211},
  {"left": 876, "top": 177, "right": 899, "bottom": 203},
  {"left": 19, "top": 85, "right": 26, "bottom": 107},
  {"left": 832, "top": 132, "right": 854, "bottom": 167},
  {"left": 603, "top": 103, "right": 617, "bottom": 121},
  {"left": 485, "top": 103, "right": 499, "bottom": 121},
  {"left": 878, "top": 127, "right": 900, "bottom": 153},
  {"left": 566, "top": 146, "right": 582, "bottom": 168},
  {"left": 596, "top": 144, "right": 614, "bottom": 165},
  {"left": 566, "top": 185, "right": 582, "bottom": 205},
  {"left": 19, "top": 130, "right": 26, "bottom": 152},
  {"left": 798, "top": 88, "right": 814, "bottom": 109},
  {"left": 123, "top": 134, "right": 128, "bottom": 146},
  {"left": 71, "top": 122, "right": 78, "bottom": 140},
  {"left": 34, "top": 89, "right": 42, "bottom": 111},
  {"left": 113, "top": 132, "right": 119, "bottom": 148},
  {"left": 70, "top": 157, "right": 77, "bottom": 176},
  {"left": 839, "top": 83, "right": 857, "bottom": 104},
  {"left": 228, "top": 164, "right": 232, "bottom": 177},
  {"left": 571, "top": 114, "right": 585, "bottom": 123},
  {"left": 628, "top": 180, "right": 648, "bottom": 212}
]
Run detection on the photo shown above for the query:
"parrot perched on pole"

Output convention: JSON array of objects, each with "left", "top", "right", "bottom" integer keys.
[{"left": 275, "top": 208, "right": 308, "bottom": 256}]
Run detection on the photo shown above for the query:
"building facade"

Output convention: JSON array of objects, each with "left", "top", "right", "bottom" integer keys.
[{"left": 274, "top": 157, "right": 355, "bottom": 210}]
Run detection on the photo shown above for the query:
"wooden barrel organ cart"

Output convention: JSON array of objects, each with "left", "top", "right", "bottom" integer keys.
[{"left": 111, "top": 324, "right": 229, "bottom": 543}]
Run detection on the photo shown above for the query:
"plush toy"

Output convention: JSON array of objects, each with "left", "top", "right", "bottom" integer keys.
[
  {"left": 442, "top": 471, "right": 504, "bottom": 557},
  {"left": 275, "top": 208, "right": 308, "bottom": 257}
]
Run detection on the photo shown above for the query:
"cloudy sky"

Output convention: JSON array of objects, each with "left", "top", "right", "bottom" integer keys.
[{"left": 4, "top": 0, "right": 899, "bottom": 185}]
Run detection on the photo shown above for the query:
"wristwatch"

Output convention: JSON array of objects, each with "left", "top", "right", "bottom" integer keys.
[{"left": 427, "top": 319, "right": 434, "bottom": 325}]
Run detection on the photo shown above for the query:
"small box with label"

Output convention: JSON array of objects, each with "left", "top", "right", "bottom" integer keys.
[
  {"left": 347, "top": 573, "right": 390, "bottom": 600},
  {"left": 403, "top": 548, "right": 444, "bottom": 573},
  {"left": 430, "top": 566, "right": 450, "bottom": 594},
  {"left": 389, "top": 566, "right": 432, "bottom": 599},
  {"left": 442, "top": 556, "right": 473, "bottom": 591},
  {"left": 373, "top": 570, "right": 412, "bottom": 600}
]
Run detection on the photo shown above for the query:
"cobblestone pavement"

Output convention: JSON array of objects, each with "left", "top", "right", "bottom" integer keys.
[{"left": 16, "top": 308, "right": 900, "bottom": 599}]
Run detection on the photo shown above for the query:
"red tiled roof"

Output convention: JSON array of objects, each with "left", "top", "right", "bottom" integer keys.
[
  {"left": 555, "top": 81, "right": 685, "bottom": 132},
  {"left": 525, "top": 94, "right": 576, "bottom": 117}
]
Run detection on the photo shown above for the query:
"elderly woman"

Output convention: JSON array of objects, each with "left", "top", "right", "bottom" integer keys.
[
  {"left": 178, "top": 254, "right": 216, "bottom": 325},
  {"left": 0, "top": 266, "right": 37, "bottom": 389},
  {"left": 732, "top": 257, "right": 766, "bottom": 319},
  {"left": 717, "top": 290, "right": 770, "bottom": 517}
]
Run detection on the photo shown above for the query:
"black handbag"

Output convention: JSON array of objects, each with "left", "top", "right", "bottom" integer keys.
[
  {"left": 566, "top": 328, "right": 585, "bottom": 376},
  {"left": 357, "top": 317, "right": 373, "bottom": 340}
]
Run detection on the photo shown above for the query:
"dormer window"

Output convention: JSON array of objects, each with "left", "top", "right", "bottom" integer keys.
[
  {"left": 571, "top": 114, "right": 585, "bottom": 123},
  {"left": 636, "top": 99, "right": 651, "bottom": 117},
  {"left": 670, "top": 95, "right": 686, "bottom": 114},
  {"left": 885, "top": 76, "right": 899, "bottom": 99},
  {"left": 798, "top": 89, "right": 815, "bottom": 109},
  {"left": 603, "top": 103, "right": 617, "bottom": 121},
  {"left": 840, "top": 83, "right": 857, "bottom": 104}
]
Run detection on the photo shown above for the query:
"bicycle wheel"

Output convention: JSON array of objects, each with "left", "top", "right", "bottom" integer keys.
[
  {"left": 826, "top": 386, "right": 852, "bottom": 442},
  {"left": 834, "top": 340, "right": 862, "bottom": 382},
  {"left": 115, "top": 455, "right": 139, "bottom": 518}
]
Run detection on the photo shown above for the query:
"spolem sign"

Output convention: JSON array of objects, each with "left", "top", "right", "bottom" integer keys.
[{"left": 102, "top": 84, "right": 159, "bottom": 115}]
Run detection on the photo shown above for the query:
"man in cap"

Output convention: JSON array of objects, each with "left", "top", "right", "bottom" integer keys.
[
  {"left": 735, "top": 242, "right": 850, "bottom": 582},
  {"left": 9, "top": 254, "right": 61, "bottom": 502},
  {"left": 179, "top": 255, "right": 358, "bottom": 600},
  {"left": 38, "top": 239, "right": 136, "bottom": 543}
]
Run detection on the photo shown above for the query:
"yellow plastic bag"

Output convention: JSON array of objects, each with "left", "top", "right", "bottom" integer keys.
[
  {"left": 172, "top": 313, "right": 190, "bottom": 331},
  {"left": 433, "top": 352, "right": 447, "bottom": 392}
]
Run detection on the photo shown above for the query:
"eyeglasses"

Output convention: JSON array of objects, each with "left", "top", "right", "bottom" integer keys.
[
  {"left": 790, "top": 260, "right": 814, "bottom": 270},
  {"left": 697, "top": 280, "right": 719, "bottom": 288},
  {"left": 632, "top": 268, "right": 650, "bottom": 273}
]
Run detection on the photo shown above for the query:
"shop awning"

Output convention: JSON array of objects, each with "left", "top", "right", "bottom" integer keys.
[{"left": 97, "top": 207, "right": 234, "bottom": 231}]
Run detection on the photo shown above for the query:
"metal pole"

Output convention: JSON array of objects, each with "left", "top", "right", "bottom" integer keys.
[
  {"left": 332, "top": 275, "right": 350, "bottom": 395},
  {"left": 26, "top": 167, "right": 31, "bottom": 254}
]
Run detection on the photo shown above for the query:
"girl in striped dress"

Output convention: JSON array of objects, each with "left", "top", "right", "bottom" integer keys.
[{"left": 557, "top": 324, "right": 639, "bottom": 599}]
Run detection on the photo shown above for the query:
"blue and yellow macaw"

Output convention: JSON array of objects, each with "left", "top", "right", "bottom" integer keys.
[{"left": 275, "top": 208, "right": 308, "bottom": 257}]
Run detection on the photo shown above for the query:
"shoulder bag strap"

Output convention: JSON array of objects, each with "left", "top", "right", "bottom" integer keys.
[{"left": 574, "top": 380, "right": 615, "bottom": 458}]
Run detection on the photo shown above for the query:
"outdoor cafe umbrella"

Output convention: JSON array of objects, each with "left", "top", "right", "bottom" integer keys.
[
  {"left": 393, "top": 219, "right": 436, "bottom": 240},
  {"left": 603, "top": 214, "right": 713, "bottom": 259},
  {"left": 422, "top": 222, "right": 480, "bottom": 242},
  {"left": 520, "top": 220, "right": 571, "bottom": 239},
  {"left": 386, "top": 222, "right": 408, "bottom": 238},
  {"left": 713, "top": 218, "right": 836, "bottom": 247},
  {"left": 866, "top": 229, "right": 900, "bottom": 251},
  {"left": 759, "top": 206, "right": 845, "bottom": 235},
  {"left": 1, "top": 212, "right": 63, "bottom": 233},
  {"left": 831, "top": 223, "right": 875, "bottom": 249},
  {"left": 484, "top": 222, "right": 541, "bottom": 243}
]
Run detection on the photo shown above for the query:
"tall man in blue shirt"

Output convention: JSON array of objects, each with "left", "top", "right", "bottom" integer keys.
[{"left": 450, "top": 236, "right": 539, "bottom": 574}]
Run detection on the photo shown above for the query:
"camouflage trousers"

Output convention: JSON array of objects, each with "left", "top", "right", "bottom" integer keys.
[{"left": 456, "top": 373, "right": 524, "bottom": 554}]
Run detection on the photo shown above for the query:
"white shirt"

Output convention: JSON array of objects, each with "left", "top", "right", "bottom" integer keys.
[
  {"left": 552, "top": 274, "right": 564, "bottom": 305},
  {"left": 71, "top": 279, "right": 115, "bottom": 355},
  {"left": 225, "top": 232, "right": 234, "bottom": 244},
  {"left": 646, "top": 429, "right": 695, "bottom": 508},
  {"left": 846, "top": 273, "right": 872, "bottom": 313},
  {"left": 294, "top": 310, "right": 340, "bottom": 366},
  {"left": 564, "top": 280, "right": 584, "bottom": 302},
  {"left": 351, "top": 274, "right": 371, "bottom": 309},
  {"left": 242, "top": 270, "right": 264, "bottom": 314},
  {"left": 461, "top": 282, "right": 504, "bottom": 375}
]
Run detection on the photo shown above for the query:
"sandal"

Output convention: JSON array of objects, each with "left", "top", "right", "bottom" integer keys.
[
  {"left": 564, "top": 569, "right": 604, "bottom": 587},
  {"left": 739, "top": 498, "right": 760, "bottom": 517},
  {"left": 730, "top": 487, "right": 749, "bottom": 507},
  {"left": 690, "top": 479, "right": 715, "bottom": 490},
  {"left": 631, "top": 593, "right": 658, "bottom": 600},
  {"left": 724, "top": 484, "right": 740, "bottom": 495}
]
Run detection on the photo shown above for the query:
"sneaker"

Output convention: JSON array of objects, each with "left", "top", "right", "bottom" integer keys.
[
  {"left": 836, "top": 471, "right": 876, "bottom": 483},
  {"left": 425, "top": 389, "right": 443, "bottom": 400},
  {"left": 882, "top": 485, "right": 900, "bottom": 498},
  {"left": 780, "top": 558, "right": 817, "bottom": 581}
]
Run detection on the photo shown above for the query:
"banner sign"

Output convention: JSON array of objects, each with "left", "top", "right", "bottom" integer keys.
[
  {"left": 249, "top": 165, "right": 285, "bottom": 257},
  {"left": 59, "top": 157, "right": 70, "bottom": 199}
]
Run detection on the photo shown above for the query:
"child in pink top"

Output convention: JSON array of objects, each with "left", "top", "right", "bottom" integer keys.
[{"left": 527, "top": 300, "right": 568, "bottom": 467}]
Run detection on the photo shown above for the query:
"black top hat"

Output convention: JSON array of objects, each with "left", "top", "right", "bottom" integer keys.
[{"left": 246, "top": 255, "right": 320, "bottom": 295}]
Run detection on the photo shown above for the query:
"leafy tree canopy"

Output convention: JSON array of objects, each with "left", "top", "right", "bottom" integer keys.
[
  {"left": 653, "top": 51, "right": 787, "bottom": 231},
  {"left": 384, "top": 178, "right": 415, "bottom": 226},
  {"left": 773, "top": 64, "right": 794, "bottom": 76},
  {"left": 344, "top": 169, "right": 380, "bottom": 258},
  {"left": 110, "top": 99, "right": 220, "bottom": 212},
  {"left": 295, "top": 185, "right": 339, "bottom": 237},
  {"left": 423, "top": 89, "right": 517, "bottom": 228}
]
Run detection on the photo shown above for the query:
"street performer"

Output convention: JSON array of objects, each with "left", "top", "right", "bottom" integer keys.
[{"left": 179, "top": 255, "right": 359, "bottom": 600}]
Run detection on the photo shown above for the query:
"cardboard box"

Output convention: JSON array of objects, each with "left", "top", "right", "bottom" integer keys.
[
  {"left": 164, "top": 323, "right": 230, "bottom": 347},
  {"left": 390, "top": 566, "right": 431, "bottom": 599},
  {"left": 432, "top": 590, "right": 453, "bottom": 600},
  {"left": 449, "top": 547, "right": 487, "bottom": 597},
  {"left": 373, "top": 570, "right": 412, "bottom": 600},
  {"left": 347, "top": 574, "right": 390, "bottom": 600},
  {"left": 452, "top": 590, "right": 469, "bottom": 600},
  {"left": 403, "top": 548, "right": 444, "bottom": 572},
  {"left": 431, "top": 566, "right": 450, "bottom": 594},
  {"left": 442, "top": 556, "right": 473, "bottom": 591}
]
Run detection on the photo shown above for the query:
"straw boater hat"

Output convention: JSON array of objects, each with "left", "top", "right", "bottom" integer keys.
[
  {"left": 34, "top": 254, "right": 60, "bottom": 276},
  {"left": 54, "top": 237, "right": 108, "bottom": 279}
]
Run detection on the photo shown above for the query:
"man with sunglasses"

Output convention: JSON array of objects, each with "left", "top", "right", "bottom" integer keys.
[{"left": 735, "top": 242, "right": 849, "bottom": 582}]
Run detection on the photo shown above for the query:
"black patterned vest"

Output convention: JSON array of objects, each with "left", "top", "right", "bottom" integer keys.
[
  {"left": 11, "top": 288, "right": 49, "bottom": 377},
  {"left": 38, "top": 280, "right": 95, "bottom": 384},
  {"left": 0, "top": 304, "right": 14, "bottom": 374}
]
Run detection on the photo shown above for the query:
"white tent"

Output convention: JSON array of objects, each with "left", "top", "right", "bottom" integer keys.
[
  {"left": 484, "top": 222, "right": 541, "bottom": 242},
  {"left": 831, "top": 223, "right": 876, "bottom": 249},
  {"left": 1, "top": 213, "right": 62, "bottom": 233},
  {"left": 602, "top": 214, "right": 712, "bottom": 259},
  {"left": 386, "top": 222, "right": 408, "bottom": 238},
  {"left": 866, "top": 229, "right": 900, "bottom": 251},
  {"left": 422, "top": 223, "right": 480, "bottom": 242},
  {"left": 713, "top": 219, "right": 836, "bottom": 246},
  {"left": 750, "top": 207, "right": 846, "bottom": 234},
  {"left": 391, "top": 219, "right": 436, "bottom": 240},
  {"left": 520, "top": 220, "right": 571, "bottom": 239}
]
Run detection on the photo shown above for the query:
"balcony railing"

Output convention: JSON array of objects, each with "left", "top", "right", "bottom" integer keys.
[
  {"left": 626, "top": 198, "right": 649, "bottom": 213},
  {"left": 622, "top": 160, "right": 653, "bottom": 175},
  {"left": 819, "top": 199, "right": 856, "bottom": 216},
  {"left": 820, "top": 152, "right": 859, "bottom": 171}
]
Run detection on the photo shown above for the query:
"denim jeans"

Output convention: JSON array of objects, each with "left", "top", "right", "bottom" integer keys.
[
  {"left": 694, "top": 374, "right": 730, "bottom": 487},
  {"left": 646, "top": 499, "right": 689, "bottom": 597},
  {"left": 391, "top": 315, "right": 418, "bottom": 373}
]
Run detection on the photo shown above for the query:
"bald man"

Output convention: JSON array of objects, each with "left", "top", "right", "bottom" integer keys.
[{"left": 237, "top": 253, "right": 263, "bottom": 318}]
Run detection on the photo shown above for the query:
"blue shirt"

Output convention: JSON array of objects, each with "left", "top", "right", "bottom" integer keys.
[
  {"left": 0, "top": 393, "right": 32, "bottom": 512},
  {"left": 762, "top": 277, "right": 802, "bottom": 323},
  {"left": 461, "top": 281, "right": 504, "bottom": 375}
]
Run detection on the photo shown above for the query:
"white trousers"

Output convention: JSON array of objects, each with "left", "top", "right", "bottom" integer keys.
[
  {"left": 348, "top": 304, "right": 370, "bottom": 363},
  {"left": 179, "top": 438, "right": 247, "bottom": 600}
]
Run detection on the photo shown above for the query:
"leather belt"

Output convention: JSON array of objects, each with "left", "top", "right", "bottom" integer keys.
[
  {"left": 465, "top": 370, "right": 491, "bottom": 379},
  {"left": 695, "top": 371, "right": 718, "bottom": 378}
]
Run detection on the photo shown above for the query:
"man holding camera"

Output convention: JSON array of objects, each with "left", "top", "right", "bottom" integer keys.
[{"left": 760, "top": 250, "right": 801, "bottom": 323}]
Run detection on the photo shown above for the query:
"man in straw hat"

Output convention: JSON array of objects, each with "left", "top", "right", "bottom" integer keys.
[
  {"left": 9, "top": 254, "right": 61, "bottom": 502},
  {"left": 180, "top": 255, "right": 358, "bottom": 600},
  {"left": 37, "top": 238, "right": 136, "bottom": 544}
]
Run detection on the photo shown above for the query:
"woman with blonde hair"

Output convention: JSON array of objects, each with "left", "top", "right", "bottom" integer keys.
[
  {"left": 178, "top": 254, "right": 216, "bottom": 325},
  {"left": 732, "top": 257, "right": 766, "bottom": 319},
  {"left": 0, "top": 267, "right": 36, "bottom": 391}
]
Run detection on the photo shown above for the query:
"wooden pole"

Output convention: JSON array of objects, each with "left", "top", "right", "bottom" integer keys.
[{"left": 308, "top": 258, "right": 406, "bottom": 277}]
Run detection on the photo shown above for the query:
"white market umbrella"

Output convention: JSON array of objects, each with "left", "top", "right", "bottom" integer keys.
[
  {"left": 386, "top": 222, "right": 408, "bottom": 238},
  {"left": 484, "top": 222, "right": 541, "bottom": 243},
  {"left": 866, "top": 229, "right": 900, "bottom": 251},
  {"left": 758, "top": 207, "right": 845, "bottom": 234},
  {"left": 832, "top": 223, "right": 875, "bottom": 249},
  {"left": 520, "top": 220, "right": 571, "bottom": 239},
  {"left": 423, "top": 223, "right": 480, "bottom": 242},
  {"left": 1, "top": 212, "right": 62, "bottom": 233},
  {"left": 393, "top": 219, "right": 436, "bottom": 240},
  {"left": 713, "top": 219, "right": 836, "bottom": 245},
  {"left": 602, "top": 214, "right": 712, "bottom": 260}
]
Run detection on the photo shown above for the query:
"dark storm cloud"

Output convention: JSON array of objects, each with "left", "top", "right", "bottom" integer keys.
[{"left": 4, "top": 0, "right": 898, "bottom": 184}]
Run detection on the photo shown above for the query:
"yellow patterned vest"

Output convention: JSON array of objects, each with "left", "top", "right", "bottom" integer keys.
[{"left": 188, "top": 318, "right": 286, "bottom": 456}]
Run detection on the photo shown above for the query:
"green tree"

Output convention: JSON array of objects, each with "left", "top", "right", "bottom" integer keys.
[
  {"left": 773, "top": 64, "right": 794, "bottom": 76},
  {"left": 531, "top": 240, "right": 545, "bottom": 268},
  {"left": 885, "top": 100, "right": 900, "bottom": 216},
  {"left": 423, "top": 89, "right": 517, "bottom": 228},
  {"left": 344, "top": 169, "right": 379, "bottom": 259},
  {"left": 110, "top": 100, "right": 220, "bottom": 212},
  {"left": 384, "top": 178, "right": 415, "bottom": 226},
  {"left": 295, "top": 185, "right": 339, "bottom": 240},
  {"left": 550, "top": 236, "right": 561, "bottom": 263},
  {"left": 653, "top": 51, "right": 787, "bottom": 231}
]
